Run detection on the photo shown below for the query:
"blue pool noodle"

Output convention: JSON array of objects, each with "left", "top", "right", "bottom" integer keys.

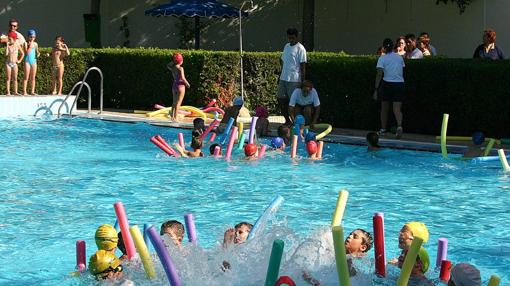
[
  {"left": 146, "top": 225, "right": 182, "bottom": 286},
  {"left": 472, "top": 155, "right": 510, "bottom": 163},
  {"left": 220, "top": 117, "right": 235, "bottom": 145},
  {"left": 143, "top": 223, "right": 150, "bottom": 252},
  {"left": 247, "top": 195, "right": 284, "bottom": 240}
]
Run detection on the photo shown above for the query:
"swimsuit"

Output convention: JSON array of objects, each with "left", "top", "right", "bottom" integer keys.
[
  {"left": 172, "top": 72, "right": 186, "bottom": 93},
  {"left": 5, "top": 45, "right": 17, "bottom": 68},
  {"left": 5, "top": 60, "right": 16, "bottom": 68},
  {"left": 24, "top": 45, "right": 36, "bottom": 65}
]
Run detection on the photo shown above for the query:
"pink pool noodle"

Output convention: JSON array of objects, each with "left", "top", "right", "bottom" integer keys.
[
  {"left": 373, "top": 212, "right": 386, "bottom": 277},
  {"left": 209, "top": 132, "right": 217, "bottom": 142},
  {"left": 178, "top": 133, "right": 185, "bottom": 149},
  {"left": 184, "top": 214, "right": 198, "bottom": 244},
  {"left": 259, "top": 145, "right": 266, "bottom": 158},
  {"left": 225, "top": 126, "right": 238, "bottom": 160},
  {"left": 214, "top": 146, "right": 221, "bottom": 158},
  {"left": 249, "top": 116, "right": 258, "bottom": 144},
  {"left": 76, "top": 240, "right": 86, "bottom": 272},
  {"left": 291, "top": 135, "right": 298, "bottom": 158},
  {"left": 150, "top": 136, "right": 175, "bottom": 156},
  {"left": 205, "top": 99, "right": 216, "bottom": 108},
  {"left": 200, "top": 119, "right": 219, "bottom": 140},
  {"left": 318, "top": 141, "right": 324, "bottom": 158},
  {"left": 439, "top": 260, "right": 452, "bottom": 281},
  {"left": 113, "top": 202, "right": 136, "bottom": 260},
  {"left": 154, "top": 104, "right": 165, "bottom": 110},
  {"left": 155, "top": 135, "right": 180, "bottom": 157},
  {"left": 202, "top": 107, "right": 225, "bottom": 116},
  {"left": 436, "top": 238, "right": 448, "bottom": 267}
]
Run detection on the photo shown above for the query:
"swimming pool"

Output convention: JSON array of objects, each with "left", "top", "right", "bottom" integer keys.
[{"left": 0, "top": 117, "right": 508, "bottom": 285}]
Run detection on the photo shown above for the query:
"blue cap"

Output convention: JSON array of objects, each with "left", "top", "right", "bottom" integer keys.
[
  {"left": 295, "top": 115, "right": 305, "bottom": 126},
  {"left": 27, "top": 29, "right": 36, "bottom": 37},
  {"left": 271, "top": 137, "right": 284, "bottom": 148},
  {"left": 305, "top": 132, "right": 316, "bottom": 142},
  {"left": 472, "top": 132, "right": 485, "bottom": 145},
  {"left": 233, "top": 96, "right": 244, "bottom": 106}
]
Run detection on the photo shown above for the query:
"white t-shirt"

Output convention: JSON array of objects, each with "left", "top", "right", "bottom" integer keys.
[
  {"left": 409, "top": 48, "right": 423, "bottom": 59},
  {"left": 289, "top": 88, "right": 320, "bottom": 107},
  {"left": 1, "top": 31, "right": 25, "bottom": 45},
  {"left": 376, "top": 52, "right": 405, "bottom": 83},
  {"left": 280, "top": 42, "right": 307, "bottom": 82}
]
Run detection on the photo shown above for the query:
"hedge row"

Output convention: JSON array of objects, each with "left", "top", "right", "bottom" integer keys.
[{"left": 1, "top": 48, "right": 509, "bottom": 137}]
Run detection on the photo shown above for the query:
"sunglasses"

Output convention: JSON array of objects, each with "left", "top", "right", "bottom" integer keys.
[
  {"left": 98, "top": 264, "right": 123, "bottom": 278},
  {"left": 10, "top": 24, "right": 18, "bottom": 28}
]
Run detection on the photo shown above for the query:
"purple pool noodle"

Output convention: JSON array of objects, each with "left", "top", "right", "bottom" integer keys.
[
  {"left": 249, "top": 116, "right": 258, "bottom": 144},
  {"left": 146, "top": 225, "right": 182, "bottom": 286},
  {"left": 436, "top": 238, "right": 448, "bottom": 268},
  {"left": 184, "top": 214, "right": 198, "bottom": 244}
]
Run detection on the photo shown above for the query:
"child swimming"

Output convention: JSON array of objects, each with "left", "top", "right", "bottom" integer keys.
[
  {"left": 244, "top": 143, "right": 258, "bottom": 160},
  {"left": 4, "top": 31, "right": 24, "bottom": 95},
  {"left": 160, "top": 220, "right": 185, "bottom": 247},
  {"left": 223, "top": 222, "right": 253, "bottom": 247},
  {"left": 22, "top": 29, "right": 39, "bottom": 95},
  {"left": 209, "top": 143, "right": 222, "bottom": 156},
  {"left": 94, "top": 224, "right": 119, "bottom": 253},
  {"left": 271, "top": 137, "right": 286, "bottom": 151},
  {"left": 306, "top": 140, "right": 319, "bottom": 160},
  {"left": 175, "top": 136, "right": 204, "bottom": 158},
  {"left": 167, "top": 53, "right": 190, "bottom": 121},
  {"left": 89, "top": 250, "right": 124, "bottom": 280},
  {"left": 366, "top": 131, "right": 381, "bottom": 151},
  {"left": 255, "top": 106, "right": 270, "bottom": 137},
  {"left": 449, "top": 263, "right": 481, "bottom": 286},
  {"left": 50, "top": 36, "right": 70, "bottom": 95},
  {"left": 278, "top": 125, "right": 291, "bottom": 146},
  {"left": 463, "top": 131, "right": 485, "bottom": 158}
]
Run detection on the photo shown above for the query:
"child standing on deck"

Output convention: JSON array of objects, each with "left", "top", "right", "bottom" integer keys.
[
  {"left": 22, "top": 29, "right": 39, "bottom": 95},
  {"left": 4, "top": 31, "right": 24, "bottom": 95},
  {"left": 167, "top": 53, "right": 190, "bottom": 121},
  {"left": 50, "top": 36, "right": 70, "bottom": 95}
]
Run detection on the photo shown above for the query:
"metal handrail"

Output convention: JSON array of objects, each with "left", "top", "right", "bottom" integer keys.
[{"left": 57, "top": 81, "right": 91, "bottom": 118}]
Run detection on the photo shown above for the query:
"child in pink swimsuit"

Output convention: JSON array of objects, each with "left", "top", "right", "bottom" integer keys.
[{"left": 166, "top": 53, "right": 190, "bottom": 121}]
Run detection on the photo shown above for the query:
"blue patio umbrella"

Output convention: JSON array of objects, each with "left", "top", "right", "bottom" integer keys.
[{"left": 145, "top": 0, "right": 248, "bottom": 49}]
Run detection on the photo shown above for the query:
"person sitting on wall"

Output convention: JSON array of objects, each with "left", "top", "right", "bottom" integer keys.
[{"left": 288, "top": 80, "right": 320, "bottom": 127}]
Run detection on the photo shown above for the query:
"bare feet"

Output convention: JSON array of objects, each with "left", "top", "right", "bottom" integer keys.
[{"left": 51, "top": 91, "right": 57, "bottom": 95}]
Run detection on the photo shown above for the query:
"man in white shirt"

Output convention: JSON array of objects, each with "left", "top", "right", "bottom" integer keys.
[
  {"left": 1, "top": 19, "right": 26, "bottom": 45},
  {"left": 405, "top": 34, "right": 423, "bottom": 59},
  {"left": 278, "top": 28, "right": 307, "bottom": 125},
  {"left": 288, "top": 80, "right": 320, "bottom": 126}
]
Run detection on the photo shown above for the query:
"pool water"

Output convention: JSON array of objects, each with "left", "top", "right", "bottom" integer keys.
[{"left": 0, "top": 118, "right": 508, "bottom": 285}]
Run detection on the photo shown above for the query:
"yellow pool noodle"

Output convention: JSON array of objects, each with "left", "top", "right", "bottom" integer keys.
[
  {"left": 497, "top": 149, "right": 510, "bottom": 172},
  {"left": 332, "top": 226, "right": 351, "bottom": 286},
  {"left": 331, "top": 190, "right": 349, "bottom": 226},
  {"left": 238, "top": 122, "right": 244, "bottom": 140},
  {"left": 483, "top": 139, "right": 496, "bottom": 156},
  {"left": 440, "top": 114, "right": 449, "bottom": 158},
  {"left": 488, "top": 275, "right": 501, "bottom": 286},
  {"left": 434, "top": 136, "right": 501, "bottom": 145},
  {"left": 146, "top": 107, "right": 171, "bottom": 117},
  {"left": 396, "top": 236, "right": 424, "bottom": 286},
  {"left": 129, "top": 225, "right": 156, "bottom": 279}
]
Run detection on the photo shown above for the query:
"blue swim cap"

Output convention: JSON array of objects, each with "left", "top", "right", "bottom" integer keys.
[
  {"left": 472, "top": 132, "right": 485, "bottom": 145},
  {"left": 233, "top": 96, "right": 244, "bottom": 106},
  {"left": 27, "top": 29, "right": 36, "bottom": 37},
  {"left": 295, "top": 115, "right": 305, "bottom": 125},
  {"left": 271, "top": 137, "right": 284, "bottom": 148},
  {"left": 305, "top": 132, "right": 316, "bottom": 142}
]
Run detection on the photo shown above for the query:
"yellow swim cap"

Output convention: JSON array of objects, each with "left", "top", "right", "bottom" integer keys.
[
  {"left": 405, "top": 222, "right": 429, "bottom": 243},
  {"left": 95, "top": 224, "right": 118, "bottom": 250},
  {"left": 89, "top": 250, "right": 121, "bottom": 276},
  {"left": 417, "top": 247, "right": 430, "bottom": 273}
]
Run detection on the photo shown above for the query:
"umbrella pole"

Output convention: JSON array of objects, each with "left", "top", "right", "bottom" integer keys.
[
  {"left": 239, "top": 8, "right": 244, "bottom": 100},
  {"left": 194, "top": 16, "right": 200, "bottom": 49}
]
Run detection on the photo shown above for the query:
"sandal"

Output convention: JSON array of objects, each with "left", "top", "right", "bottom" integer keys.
[
  {"left": 377, "top": 128, "right": 387, "bottom": 135},
  {"left": 396, "top": 127, "right": 403, "bottom": 139}
]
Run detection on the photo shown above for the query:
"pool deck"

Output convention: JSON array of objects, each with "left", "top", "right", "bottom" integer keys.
[{"left": 73, "top": 109, "right": 508, "bottom": 155}]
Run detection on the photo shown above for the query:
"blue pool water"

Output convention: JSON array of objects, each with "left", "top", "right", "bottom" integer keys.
[{"left": 0, "top": 118, "right": 508, "bottom": 285}]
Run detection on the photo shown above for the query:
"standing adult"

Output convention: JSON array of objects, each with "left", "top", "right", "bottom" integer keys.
[
  {"left": 278, "top": 28, "right": 307, "bottom": 125},
  {"left": 373, "top": 38, "right": 406, "bottom": 139},
  {"left": 419, "top": 32, "right": 437, "bottom": 56},
  {"left": 473, "top": 29, "right": 504, "bottom": 60},
  {"left": 1, "top": 19, "right": 26, "bottom": 45},
  {"left": 405, "top": 34, "right": 423, "bottom": 59}
]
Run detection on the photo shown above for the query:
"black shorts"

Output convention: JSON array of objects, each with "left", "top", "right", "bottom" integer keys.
[{"left": 379, "top": 81, "right": 405, "bottom": 102}]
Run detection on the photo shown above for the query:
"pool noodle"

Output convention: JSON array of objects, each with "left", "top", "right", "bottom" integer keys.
[
  {"left": 497, "top": 149, "right": 510, "bottom": 172},
  {"left": 249, "top": 116, "right": 258, "bottom": 144},
  {"left": 332, "top": 226, "right": 351, "bottom": 286},
  {"left": 155, "top": 136, "right": 180, "bottom": 157},
  {"left": 143, "top": 224, "right": 150, "bottom": 252},
  {"left": 184, "top": 214, "right": 198, "bottom": 244},
  {"left": 76, "top": 240, "right": 86, "bottom": 272},
  {"left": 238, "top": 122, "right": 244, "bottom": 140},
  {"left": 177, "top": 133, "right": 185, "bottom": 149},
  {"left": 317, "top": 141, "right": 324, "bottom": 159},
  {"left": 113, "top": 202, "right": 137, "bottom": 260},
  {"left": 291, "top": 135, "right": 298, "bottom": 158},
  {"left": 396, "top": 236, "right": 424, "bottom": 286},
  {"left": 225, "top": 126, "right": 238, "bottom": 160},
  {"left": 439, "top": 260, "right": 451, "bottom": 281},
  {"left": 247, "top": 195, "right": 284, "bottom": 240},
  {"left": 220, "top": 117, "right": 235, "bottom": 145},
  {"left": 202, "top": 107, "right": 225, "bottom": 116},
  {"left": 146, "top": 225, "right": 182, "bottom": 286},
  {"left": 373, "top": 212, "right": 386, "bottom": 277},
  {"left": 483, "top": 138, "right": 496, "bottom": 156},
  {"left": 436, "top": 238, "right": 448, "bottom": 268},
  {"left": 434, "top": 135, "right": 501, "bottom": 144},
  {"left": 331, "top": 190, "right": 349, "bottom": 226},
  {"left": 200, "top": 119, "right": 219, "bottom": 140},
  {"left": 259, "top": 145, "right": 266, "bottom": 158},
  {"left": 150, "top": 136, "right": 175, "bottom": 156},
  {"left": 209, "top": 132, "right": 216, "bottom": 142},
  {"left": 130, "top": 225, "right": 156, "bottom": 279},
  {"left": 488, "top": 275, "right": 501, "bottom": 286},
  {"left": 214, "top": 146, "right": 221, "bottom": 158},
  {"left": 237, "top": 133, "right": 246, "bottom": 150},
  {"left": 441, "top": 114, "right": 449, "bottom": 158},
  {"left": 114, "top": 219, "right": 119, "bottom": 231},
  {"left": 471, "top": 155, "right": 510, "bottom": 163},
  {"left": 205, "top": 99, "right": 216, "bottom": 108},
  {"left": 154, "top": 104, "right": 165, "bottom": 110},
  {"left": 264, "top": 239, "right": 285, "bottom": 286}
]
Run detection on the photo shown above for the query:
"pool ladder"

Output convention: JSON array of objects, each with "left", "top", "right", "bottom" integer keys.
[{"left": 57, "top": 67, "right": 103, "bottom": 118}]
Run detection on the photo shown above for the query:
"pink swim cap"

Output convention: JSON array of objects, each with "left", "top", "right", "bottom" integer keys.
[
  {"left": 173, "top": 53, "right": 183, "bottom": 64},
  {"left": 306, "top": 141, "right": 318, "bottom": 155}
]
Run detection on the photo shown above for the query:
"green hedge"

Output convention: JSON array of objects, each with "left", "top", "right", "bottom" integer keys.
[{"left": 2, "top": 48, "right": 510, "bottom": 138}]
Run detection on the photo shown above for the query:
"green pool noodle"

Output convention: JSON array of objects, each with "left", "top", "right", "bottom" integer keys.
[
  {"left": 264, "top": 239, "right": 285, "bottom": 286},
  {"left": 332, "top": 226, "right": 351, "bottom": 286},
  {"left": 440, "top": 114, "right": 449, "bottom": 158},
  {"left": 238, "top": 133, "right": 246, "bottom": 150},
  {"left": 483, "top": 138, "right": 496, "bottom": 156},
  {"left": 396, "top": 236, "right": 424, "bottom": 286},
  {"left": 488, "top": 275, "right": 501, "bottom": 286}
]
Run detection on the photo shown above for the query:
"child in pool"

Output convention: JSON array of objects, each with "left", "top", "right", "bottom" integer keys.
[
  {"left": 50, "top": 36, "right": 70, "bottom": 95},
  {"left": 255, "top": 106, "right": 270, "bottom": 137},
  {"left": 294, "top": 115, "right": 306, "bottom": 142},
  {"left": 167, "top": 53, "right": 190, "bottom": 121},
  {"left": 271, "top": 137, "right": 286, "bottom": 151},
  {"left": 95, "top": 224, "right": 119, "bottom": 255},
  {"left": 449, "top": 263, "right": 481, "bottom": 286},
  {"left": 116, "top": 231, "right": 128, "bottom": 261},
  {"left": 209, "top": 143, "right": 222, "bottom": 156},
  {"left": 175, "top": 136, "right": 204, "bottom": 157},
  {"left": 223, "top": 222, "right": 253, "bottom": 247},
  {"left": 244, "top": 143, "right": 258, "bottom": 160},
  {"left": 22, "top": 29, "right": 39, "bottom": 95},
  {"left": 278, "top": 125, "right": 291, "bottom": 146},
  {"left": 390, "top": 222, "right": 429, "bottom": 266},
  {"left": 366, "top": 131, "right": 381, "bottom": 151},
  {"left": 463, "top": 131, "right": 485, "bottom": 158},
  {"left": 397, "top": 247, "right": 432, "bottom": 285},
  {"left": 89, "top": 250, "right": 124, "bottom": 280},
  {"left": 160, "top": 220, "right": 185, "bottom": 247},
  {"left": 193, "top": 118, "right": 205, "bottom": 135},
  {"left": 4, "top": 31, "right": 24, "bottom": 95},
  {"left": 306, "top": 140, "right": 320, "bottom": 160},
  {"left": 218, "top": 96, "right": 243, "bottom": 132}
]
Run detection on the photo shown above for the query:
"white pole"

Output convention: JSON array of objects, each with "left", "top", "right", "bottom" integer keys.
[{"left": 239, "top": 7, "right": 244, "bottom": 100}]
